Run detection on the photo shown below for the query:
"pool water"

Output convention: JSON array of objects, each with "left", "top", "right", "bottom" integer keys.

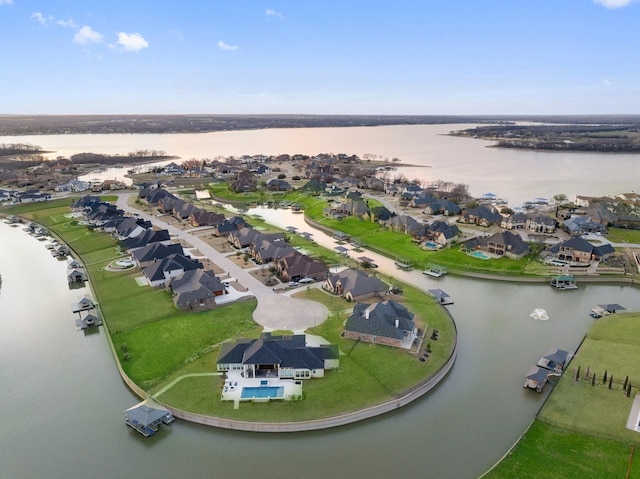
[
  {"left": 469, "top": 251, "right": 490, "bottom": 259},
  {"left": 241, "top": 386, "right": 284, "bottom": 399}
]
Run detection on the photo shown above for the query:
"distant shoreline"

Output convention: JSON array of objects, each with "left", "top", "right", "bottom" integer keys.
[{"left": 2, "top": 113, "right": 639, "bottom": 136}]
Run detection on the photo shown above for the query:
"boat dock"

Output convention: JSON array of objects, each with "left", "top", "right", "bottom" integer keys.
[
  {"left": 524, "top": 348, "right": 571, "bottom": 392},
  {"left": 590, "top": 303, "right": 626, "bottom": 319},
  {"left": 428, "top": 289, "right": 453, "bottom": 305},
  {"left": 550, "top": 274, "right": 577, "bottom": 290},
  {"left": 394, "top": 261, "right": 412, "bottom": 271},
  {"left": 423, "top": 265, "right": 447, "bottom": 278},
  {"left": 125, "top": 399, "right": 175, "bottom": 437}
]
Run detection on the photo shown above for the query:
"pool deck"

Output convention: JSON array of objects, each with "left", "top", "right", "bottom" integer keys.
[{"left": 220, "top": 372, "right": 303, "bottom": 402}]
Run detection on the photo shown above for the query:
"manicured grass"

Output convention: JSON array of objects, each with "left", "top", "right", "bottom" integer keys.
[
  {"left": 538, "top": 313, "right": 640, "bottom": 444},
  {"left": 486, "top": 313, "right": 640, "bottom": 478},
  {"left": 484, "top": 421, "right": 634, "bottom": 479},
  {"left": 113, "top": 299, "right": 259, "bottom": 389},
  {"left": 607, "top": 227, "right": 640, "bottom": 245}
]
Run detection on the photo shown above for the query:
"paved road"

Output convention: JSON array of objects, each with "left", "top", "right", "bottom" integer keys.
[{"left": 115, "top": 192, "right": 328, "bottom": 332}]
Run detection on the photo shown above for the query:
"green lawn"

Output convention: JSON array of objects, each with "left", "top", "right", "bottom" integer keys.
[
  {"left": 486, "top": 313, "right": 640, "bottom": 478},
  {"left": 484, "top": 421, "right": 635, "bottom": 479},
  {"left": 607, "top": 227, "right": 640, "bottom": 244},
  {"left": 538, "top": 313, "right": 640, "bottom": 444}
]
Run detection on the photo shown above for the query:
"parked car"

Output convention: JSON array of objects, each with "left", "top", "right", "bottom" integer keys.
[
  {"left": 289, "top": 281, "right": 298, "bottom": 286},
  {"left": 298, "top": 277, "right": 313, "bottom": 284}
]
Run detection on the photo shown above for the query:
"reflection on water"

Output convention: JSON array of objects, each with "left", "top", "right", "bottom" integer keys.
[{"left": 3, "top": 124, "right": 640, "bottom": 207}]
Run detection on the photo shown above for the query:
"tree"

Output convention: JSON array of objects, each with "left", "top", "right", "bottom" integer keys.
[
  {"left": 277, "top": 173, "right": 286, "bottom": 179},
  {"left": 553, "top": 193, "right": 568, "bottom": 204}
]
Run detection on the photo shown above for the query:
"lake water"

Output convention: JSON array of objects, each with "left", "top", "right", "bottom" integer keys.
[
  {"left": 2, "top": 124, "right": 640, "bottom": 207},
  {"left": 2, "top": 212, "right": 640, "bottom": 478}
]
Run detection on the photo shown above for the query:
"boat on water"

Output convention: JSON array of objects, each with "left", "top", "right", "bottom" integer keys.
[
  {"left": 550, "top": 275, "right": 577, "bottom": 290},
  {"left": 423, "top": 266, "right": 447, "bottom": 278},
  {"left": 590, "top": 303, "right": 626, "bottom": 319}
]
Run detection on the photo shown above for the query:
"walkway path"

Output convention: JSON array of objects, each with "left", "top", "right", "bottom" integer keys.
[{"left": 115, "top": 192, "right": 328, "bottom": 332}]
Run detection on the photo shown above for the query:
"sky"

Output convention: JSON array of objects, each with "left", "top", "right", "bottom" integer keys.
[{"left": 0, "top": 0, "right": 639, "bottom": 115}]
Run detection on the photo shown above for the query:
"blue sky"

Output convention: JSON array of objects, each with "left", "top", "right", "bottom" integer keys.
[{"left": 1, "top": 0, "right": 639, "bottom": 114}]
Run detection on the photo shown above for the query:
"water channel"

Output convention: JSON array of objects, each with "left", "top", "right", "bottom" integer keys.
[{"left": 2, "top": 210, "right": 639, "bottom": 478}]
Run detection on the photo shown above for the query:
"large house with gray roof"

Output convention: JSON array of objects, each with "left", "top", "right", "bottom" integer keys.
[
  {"left": 548, "top": 237, "right": 614, "bottom": 264},
  {"left": 323, "top": 268, "right": 387, "bottom": 302},
  {"left": 461, "top": 230, "right": 529, "bottom": 259},
  {"left": 343, "top": 300, "right": 418, "bottom": 349},
  {"left": 216, "top": 333, "right": 339, "bottom": 379},
  {"left": 166, "top": 269, "right": 226, "bottom": 310}
]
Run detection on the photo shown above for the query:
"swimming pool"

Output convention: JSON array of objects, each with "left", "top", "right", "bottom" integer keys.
[
  {"left": 241, "top": 386, "right": 284, "bottom": 399},
  {"left": 469, "top": 251, "right": 490, "bottom": 259}
]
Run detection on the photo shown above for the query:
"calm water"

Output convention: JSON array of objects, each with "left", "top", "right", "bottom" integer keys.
[
  {"left": 2, "top": 124, "right": 640, "bottom": 207},
  {"left": 2, "top": 215, "right": 640, "bottom": 478}
]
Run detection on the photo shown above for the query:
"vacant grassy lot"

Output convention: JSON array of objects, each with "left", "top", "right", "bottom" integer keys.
[
  {"left": 485, "top": 313, "right": 640, "bottom": 478},
  {"left": 484, "top": 421, "right": 635, "bottom": 479},
  {"left": 538, "top": 313, "right": 640, "bottom": 444}
]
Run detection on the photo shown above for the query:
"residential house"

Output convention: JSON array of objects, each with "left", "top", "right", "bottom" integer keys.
[
  {"left": 141, "top": 253, "right": 203, "bottom": 287},
  {"left": 119, "top": 229, "right": 171, "bottom": 251},
  {"left": 501, "top": 213, "right": 528, "bottom": 230},
  {"left": 423, "top": 199, "right": 462, "bottom": 216},
  {"left": 213, "top": 216, "right": 246, "bottom": 236},
  {"left": 248, "top": 237, "right": 295, "bottom": 264},
  {"left": 230, "top": 171, "right": 257, "bottom": 192},
  {"left": 459, "top": 205, "right": 502, "bottom": 226},
  {"left": 188, "top": 209, "right": 225, "bottom": 228},
  {"left": 166, "top": 269, "right": 226, "bottom": 310},
  {"left": 563, "top": 216, "right": 606, "bottom": 236},
  {"left": 526, "top": 214, "right": 556, "bottom": 233},
  {"left": 132, "top": 242, "right": 184, "bottom": 268},
  {"left": 423, "top": 220, "right": 460, "bottom": 246},
  {"left": 548, "top": 237, "right": 614, "bottom": 264},
  {"left": 461, "top": 230, "right": 530, "bottom": 259},
  {"left": 384, "top": 214, "right": 422, "bottom": 236},
  {"left": 216, "top": 333, "right": 339, "bottom": 379},
  {"left": 485, "top": 231, "right": 530, "bottom": 259},
  {"left": 266, "top": 178, "right": 292, "bottom": 191},
  {"left": 323, "top": 268, "right": 388, "bottom": 302},
  {"left": 276, "top": 251, "right": 328, "bottom": 282},
  {"left": 343, "top": 300, "right": 418, "bottom": 349},
  {"left": 114, "top": 217, "right": 152, "bottom": 240}
]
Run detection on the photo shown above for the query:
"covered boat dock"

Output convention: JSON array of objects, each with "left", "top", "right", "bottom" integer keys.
[{"left": 125, "top": 399, "right": 174, "bottom": 437}]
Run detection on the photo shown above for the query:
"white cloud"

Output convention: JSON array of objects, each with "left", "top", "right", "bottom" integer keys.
[
  {"left": 116, "top": 32, "right": 149, "bottom": 51},
  {"left": 57, "top": 18, "right": 78, "bottom": 29},
  {"left": 0, "top": 0, "right": 13, "bottom": 5},
  {"left": 217, "top": 40, "right": 238, "bottom": 51},
  {"left": 32, "top": 12, "right": 53, "bottom": 25},
  {"left": 265, "top": 8, "right": 284, "bottom": 19},
  {"left": 74, "top": 26, "right": 103, "bottom": 45},
  {"left": 593, "top": 0, "right": 636, "bottom": 8},
  {"left": 602, "top": 79, "right": 613, "bottom": 85}
]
